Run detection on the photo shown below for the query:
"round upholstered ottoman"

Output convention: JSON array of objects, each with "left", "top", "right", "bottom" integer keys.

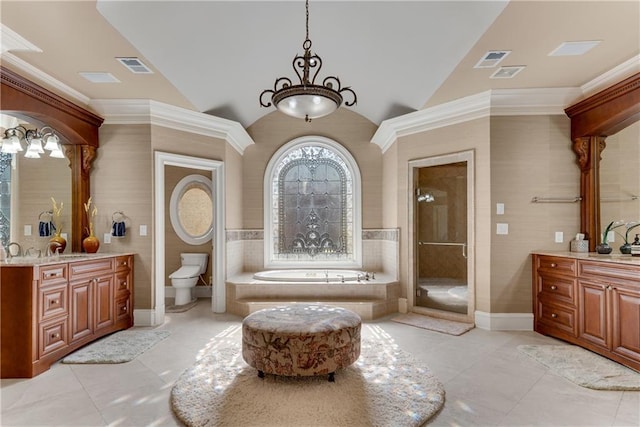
[{"left": 242, "top": 304, "right": 361, "bottom": 381}]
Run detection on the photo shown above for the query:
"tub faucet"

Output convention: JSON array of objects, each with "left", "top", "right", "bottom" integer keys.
[{"left": 7, "top": 242, "right": 22, "bottom": 258}]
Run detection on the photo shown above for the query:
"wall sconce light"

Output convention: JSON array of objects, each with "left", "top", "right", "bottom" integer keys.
[{"left": 1, "top": 125, "right": 64, "bottom": 158}]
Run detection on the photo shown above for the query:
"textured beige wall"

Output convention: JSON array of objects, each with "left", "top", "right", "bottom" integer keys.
[
  {"left": 382, "top": 143, "right": 398, "bottom": 228},
  {"left": 93, "top": 124, "right": 153, "bottom": 309},
  {"left": 225, "top": 144, "right": 243, "bottom": 230},
  {"left": 244, "top": 108, "right": 381, "bottom": 229},
  {"left": 93, "top": 124, "right": 232, "bottom": 310},
  {"left": 489, "top": 115, "right": 579, "bottom": 313},
  {"left": 392, "top": 118, "right": 492, "bottom": 310},
  {"left": 164, "top": 165, "right": 212, "bottom": 284}
]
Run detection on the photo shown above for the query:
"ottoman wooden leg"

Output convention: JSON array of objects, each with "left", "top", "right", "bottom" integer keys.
[
  {"left": 328, "top": 372, "right": 335, "bottom": 382},
  {"left": 258, "top": 370, "right": 265, "bottom": 379}
]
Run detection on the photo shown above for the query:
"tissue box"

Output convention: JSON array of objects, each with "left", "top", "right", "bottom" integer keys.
[{"left": 570, "top": 239, "right": 589, "bottom": 253}]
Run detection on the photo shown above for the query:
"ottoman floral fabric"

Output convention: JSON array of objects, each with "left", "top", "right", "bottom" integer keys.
[{"left": 242, "top": 304, "right": 361, "bottom": 377}]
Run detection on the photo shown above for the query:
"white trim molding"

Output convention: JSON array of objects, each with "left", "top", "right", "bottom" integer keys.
[
  {"left": 581, "top": 54, "right": 640, "bottom": 97},
  {"left": 474, "top": 311, "right": 534, "bottom": 331},
  {"left": 371, "top": 91, "right": 491, "bottom": 153},
  {"left": 154, "top": 152, "right": 226, "bottom": 324},
  {"left": 371, "top": 87, "right": 582, "bottom": 153},
  {"left": 90, "top": 99, "right": 254, "bottom": 155},
  {"left": 1, "top": 24, "right": 42, "bottom": 54}
]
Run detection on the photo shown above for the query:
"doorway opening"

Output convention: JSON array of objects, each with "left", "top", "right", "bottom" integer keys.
[
  {"left": 409, "top": 151, "right": 474, "bottom": 323},
  {"left": 154, "top": 152, "right": 225, "bottom": 325}
]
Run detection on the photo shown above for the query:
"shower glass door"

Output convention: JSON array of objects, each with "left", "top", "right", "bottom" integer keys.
[{"left": 414, "top": 159, "right": 469, "bottom": 315}]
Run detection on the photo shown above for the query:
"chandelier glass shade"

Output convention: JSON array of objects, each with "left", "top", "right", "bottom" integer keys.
[
  {"left": 260, "top": 0, "right": 356, "bottom": 122},
  {"left": 0, "top": 125, "right": 64, "bottom": 158}
]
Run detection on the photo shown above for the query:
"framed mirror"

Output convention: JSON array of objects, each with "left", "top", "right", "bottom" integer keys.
[
  {"left": 1, "top": 66, "right": 104, "bottom": 252},
  {"left": 565, "top": 72, "right": 640, "bottom": 251}
]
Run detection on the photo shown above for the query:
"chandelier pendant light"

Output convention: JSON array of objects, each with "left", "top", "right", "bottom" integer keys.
[{"left": 260, "top": 0, "right": 356, "bottom": 122}]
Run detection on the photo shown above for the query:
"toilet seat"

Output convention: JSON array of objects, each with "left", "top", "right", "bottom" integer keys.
[{"left": 169, "top": 265, "right": 202, "bottom": 279}]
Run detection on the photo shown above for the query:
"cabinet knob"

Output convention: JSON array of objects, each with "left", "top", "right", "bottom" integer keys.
[
  {"left": 551, "top": 313, "right": 558, "bottom": 318},
  {"left": 550, "top": 263, "right": 557, "bottom": 268},
  {"left": 51, "top": 300, "right": 58, "bottom": 305},
  {"left": 550, "top": 285, "right": 557, "bottom": 290},
  {"left": 51, "top": 333, "right": 59, "bottom": 339},
  {"left": 121, "top": 282, "right": 127, "bottom": 287},
  {"left": 122, "top": 306, "right": 127, "bottom": 312},
  {"left": 607, "top": 285, "right": 613, "bottom": 290}
]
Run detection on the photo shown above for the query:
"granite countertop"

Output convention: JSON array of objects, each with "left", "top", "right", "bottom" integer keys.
[
  {"left": 0, "top": 252, "right": 134, "bottom": 267},
  {"left": 532, "top": 251, "right": 640, "bottom": 266}
]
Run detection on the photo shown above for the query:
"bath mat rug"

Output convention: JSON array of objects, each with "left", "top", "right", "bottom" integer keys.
[
  {"left": 62, "top": 330, "right": 170, "bottom": 364},
  {"left": 391, "top": 313, "right": 474, "bottom": 336},
  {"left": 166, "top": 298, "right": 199, "bottom": 313},
  {"left": 170, "top": 336, "right": 446, "bottom": 427},
  {"left": 518, "top": 344, "right": 640, "bottom": 390}
]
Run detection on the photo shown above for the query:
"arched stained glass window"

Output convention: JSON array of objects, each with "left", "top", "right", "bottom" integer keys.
[{"left": 264, "top": 136, "right": 361, "bottom": 267}]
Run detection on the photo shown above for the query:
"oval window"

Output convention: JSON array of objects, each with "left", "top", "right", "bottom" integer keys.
[{"left": 169, "top": 174, "right": 213, "bottom": 245}]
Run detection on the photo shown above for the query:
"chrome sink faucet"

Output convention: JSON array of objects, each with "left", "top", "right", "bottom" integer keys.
[{"left": 47, "top": 241, "right": 63, "bottom": 257}]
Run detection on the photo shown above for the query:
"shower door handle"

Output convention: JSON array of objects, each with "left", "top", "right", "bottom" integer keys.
[{"left": 418, "top": 241, "right": 468, "bottom": 259}]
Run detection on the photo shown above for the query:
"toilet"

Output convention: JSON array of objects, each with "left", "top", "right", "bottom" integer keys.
[{"left": 169, "top": 253, "right": 208, "bottom": 305}]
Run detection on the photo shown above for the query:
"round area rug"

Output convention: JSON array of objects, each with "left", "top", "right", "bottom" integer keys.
[{"left": 171, "top": 337, "right": 445, "bottom": 427}]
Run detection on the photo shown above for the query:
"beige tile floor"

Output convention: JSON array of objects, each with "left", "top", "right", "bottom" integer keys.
[{"left": 1, "top": 299, "right": 638, "bottom": 426}]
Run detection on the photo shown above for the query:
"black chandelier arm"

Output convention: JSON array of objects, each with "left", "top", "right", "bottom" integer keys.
[
  {"left": 340, "top": 87, "right": 357, "bottom": 107},
  {"left": 259, "top": 89, "right": 275, "bottom": 108}
]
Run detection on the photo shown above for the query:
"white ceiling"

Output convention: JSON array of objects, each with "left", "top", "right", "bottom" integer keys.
[{"left": 1, "top": 1, "right": 639, "bottom": 128}]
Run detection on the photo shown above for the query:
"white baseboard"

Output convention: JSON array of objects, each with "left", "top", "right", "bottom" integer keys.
[
  {"left": 398, "top": 298, "right": 408, "bottom": 313},
  {"left": 474, "top": 311, "right": 533, "bottom": 331},
  {"left": 133, "top": 309, "right": 157, "bottom": 327}
]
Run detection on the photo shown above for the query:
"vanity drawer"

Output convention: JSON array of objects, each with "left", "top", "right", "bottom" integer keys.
[
  {"left": 537, "top": 274, "right": 577, "bottom": 305},
  {"left": 578, "top": 261, "right": 640, "bottom": 282},
  {"left": 39, "top": 264, "right": 68, "bottom": 286},
  {"left": 39, "top": 283, "right": 68, "bottom": 321},
  {"left": 536, "top": 255, "right": 577, "bottom": 276},
  {"left": 38, "top": 316, "right": 68, "bottom": 358},
  {"left": 69, "top": 258, "right": 114, "bottom": 280},
  {"left": 115, "top": 255, "right": 132, "bottom": 272},
  {"left": 115, "top": 297, "right": 131, "bottom": 322},
  {"left": 115, "top": 271, "right": 131, "bottom": 297},
  {"left": 537, "top": 301, "right": 577, "bottom": 337}
]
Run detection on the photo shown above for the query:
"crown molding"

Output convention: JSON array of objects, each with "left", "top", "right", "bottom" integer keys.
[
  {"left": 372, "top": 87, "right": 584, "bottom": 153},
  {"left": 0, "top": 53, "right": 91, "bottom": 106},
  {"left": 90, "top": 99, "right": 254, "bottom": 154},
  {"left": 1, "top": 24, "right": 42, "bottom": 54},
  {"left": 371, "top": 91, "right": 492, "bottom": 153},
  {"left": 581, "top": 54, "right": 640, "bottom": 97}
]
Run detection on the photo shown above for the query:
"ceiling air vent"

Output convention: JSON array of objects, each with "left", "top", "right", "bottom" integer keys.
[
  {"left": 474, "top": 50, "right": 511, "bottom": 68},
  {"left": 116, "top": 57, "right": 153, "bottom": 74},
  {"left": 490, "top": 65, "right": 526, "bottom": 79},
  {"left": 79, "top": 72, "right": 120, "bottom": 83}
]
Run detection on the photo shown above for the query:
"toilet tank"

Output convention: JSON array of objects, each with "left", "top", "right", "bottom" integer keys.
[{"left": 180, "top": 253, "right": 209, "bottom": 274}]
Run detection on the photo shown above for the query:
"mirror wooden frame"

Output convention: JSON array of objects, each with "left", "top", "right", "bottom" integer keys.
[
  {"left": 0, "top": 66, "right": 104, "bottom": 252},
  {"left": 565, "top": 72, "right": 640, "bottom": 252}
]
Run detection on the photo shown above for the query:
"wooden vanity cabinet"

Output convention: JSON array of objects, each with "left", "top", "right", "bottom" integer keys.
[
  {"left": 0, "top": 254, "right": 134, "bottom": 378},
  {"left": 533, "top": 254, "right": 640, "bottom": 372}
]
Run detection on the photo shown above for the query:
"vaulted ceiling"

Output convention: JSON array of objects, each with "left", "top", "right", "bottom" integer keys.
[{"left": 1, "top": 1, "right": 638, "bottom": 128}]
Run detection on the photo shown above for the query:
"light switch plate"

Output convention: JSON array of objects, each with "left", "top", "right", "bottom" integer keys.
[
  {"left": 555, "top": 231, "right": 563, "bottom": 243},
  {"left": 496, "top": 223, "right": 509, "bottom": 235},
  {"left": 140, "top": 225, "right": 147, "bottom": 236},
  {"left": 103, "top": 233, "right": 111, "bottom": 244},
  {"left": 607, "top": 231, "right": 615, "bottom": 242},
  {"left": 496, "top": 203, "right": 504, "bottom": 215},
  {"left": 24, "top": 224, "right": 32, "bottom": 236}
]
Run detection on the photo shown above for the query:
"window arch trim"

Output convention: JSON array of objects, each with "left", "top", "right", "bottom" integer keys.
[{"left": 263, "top": 136, "right": 362, "bottom": 268}]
